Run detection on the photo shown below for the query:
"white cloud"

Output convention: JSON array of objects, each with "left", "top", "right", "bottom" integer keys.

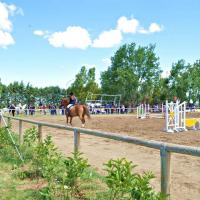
[
  {"left": 0, "top": 2, "right": 22, "bottom": 48},
  {"left": 48, "top": 26, "right": 91, "bottom": 49},
  {"left": 116, "top": 16, "right": 163, "bottom": 35},
  {"left": 0, "top": 2, "right": 12, "bottom": 31},
  {"left": 92, "top": 29, "right": 122, "bottom": 48},
  {"left": 138, "top": 23, "right": 163, "bottom": 34},
  {"left": 34, "top": 16, "right": 163, "bottom": 49},
  {"left": 6, "top": 4, "right": 17, "bottom": 15},
  {"left": 138, "top": 27, "right": 149, "bottom": 34},
  {"left": 8, "top": 5, "right": 23, "bottom": 16},
  {"left": 0, "top": 30, "right": 15, "bottom": 48},
  {"left": 33, "top": 30, "right": 46, "bottom": 36},
  {"left": 149, "top": 23, "right": 163, "bottom": 33},
  {"left": 117, "top": 16, "right": 139, "bottom": 33}
]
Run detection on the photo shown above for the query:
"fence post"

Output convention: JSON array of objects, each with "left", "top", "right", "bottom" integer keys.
[
  {"left": 38, "top": 124, "right": 42, "bottom": 142},
  {"left": 19, "top": 120, "right": 23, "bottom": 145},
  {"left": 74, "top": 129, "right": 80, "bottom": 152},
  {"left": 160, "top": 145, "right": 171, "bottom": 200}
]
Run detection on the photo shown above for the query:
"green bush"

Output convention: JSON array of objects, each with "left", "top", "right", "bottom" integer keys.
[
  {"left": 23, "top": 126, "right": 38, "bottom": 146},
  {"left": 104, "top": 158, "right": 165, "bottom": 200},
  {"left": 32, "top": 135, "right": 62, "bottom": 179},
  {"left": 0, "top": 127, "right": 21, "bottom": 165},
  {"left": 20, "top": 126, "right": 38, "bottom": 162},
  {"left": 63, "top": 151, "right": 90, "bottom": 189},
  {"left": 0, "top": 127, "right": 12, "bottom": 147},
  {"left": 104, "top": 158, "right": 136, "bottom": 199},
  {"left": 131, "top": 172, "right": 164, "bottom": 200}
]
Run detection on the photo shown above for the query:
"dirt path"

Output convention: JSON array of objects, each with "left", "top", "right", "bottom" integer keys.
[{"left": 9, "top": 114, "right": 200, "bottom": 200}]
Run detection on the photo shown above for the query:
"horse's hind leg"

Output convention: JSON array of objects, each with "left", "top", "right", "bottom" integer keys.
[{"left": 79, "top": 115, "right": 85, "bottom": 128}]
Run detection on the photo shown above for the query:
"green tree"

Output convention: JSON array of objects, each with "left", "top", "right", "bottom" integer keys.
[
  {"left": 67, "top": 66, "right": 100, "bottom": 102},
  {"left": 6, "top": 81, "right": 26, "bottom": 104},
  {"left": 68, "top": 66, "right": 87, "bottom": 101},
  {"left": 24, "top": 83, "right": 36, "bottom": 105},
  {"left": 152, "top": 77, "right": 169, "bottom": 104},
  {"left": 101, "top": 43, "right": 161, "bottom": 104},
  {"left": 85, "top": 67, "right": 100, "bottom": 95},
  {"left": 189, "top": 60, "right": 200, "bottom": 105},
  {"left": 168, "top": 60, "right": 191, "bottom": 101}
]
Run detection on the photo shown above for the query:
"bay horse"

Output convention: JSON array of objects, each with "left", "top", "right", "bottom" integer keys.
[{"left": 61, "top": 98, "right": 91, "bottom": 127}]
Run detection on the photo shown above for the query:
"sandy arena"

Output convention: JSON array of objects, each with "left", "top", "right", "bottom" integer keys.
[{"left": 9, "top": 113, "right": 200, "bottom": 200}]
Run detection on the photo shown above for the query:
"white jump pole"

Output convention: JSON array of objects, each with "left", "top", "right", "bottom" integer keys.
[{"left": 165, "top": 100, "right": 169, "bottom": 132}]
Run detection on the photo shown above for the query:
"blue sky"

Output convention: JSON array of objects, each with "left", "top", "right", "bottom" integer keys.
[{"left": 0, "top": 0, "right": 200, "bottom": 88}]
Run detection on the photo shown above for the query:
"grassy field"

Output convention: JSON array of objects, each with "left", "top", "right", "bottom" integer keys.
[{"left": 0, "top": 153, "right": 37, "bottom": 199}]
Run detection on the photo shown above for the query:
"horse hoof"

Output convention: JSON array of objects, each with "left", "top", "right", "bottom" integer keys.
[{"left": 81, "top": 124, "right": 85, "bottom": 128}]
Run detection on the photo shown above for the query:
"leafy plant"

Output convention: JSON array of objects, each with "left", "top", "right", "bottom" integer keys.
[
  {"left": 104, "top": 158, "right": 165, "bottom": 200},
  {"left": 20, "top": 126, "right": 39, "bottom": 162},
  {"left": 131, "top": 172, "right": 165, "bottom": 200},
  {"left": 0, "top": 127, "right": 11, "bottom": 147},
  {"left": 35, "top": 150, "right": 90, "bottom": 199},
  {"left": 32, "top": 135, "right": 62, "bottom": 179},
  {"left": 104, "top": 158, "right": 136, "bottom": 199},
  {"left": 0, "top": 127, "right": 22, "bottom": 165},
  {"left": 23, "top": 126, "right": 38, "bottom": 146},
  {"left": 61, "top": 151, "right": 90, "bottom": 196}
]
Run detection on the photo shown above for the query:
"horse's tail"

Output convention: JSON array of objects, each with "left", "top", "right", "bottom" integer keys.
[{"left": 83, "top": 105, "right": 91, "bottom": 119}]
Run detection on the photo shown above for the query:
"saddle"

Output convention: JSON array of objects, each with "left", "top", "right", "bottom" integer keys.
[{"left": 66, "top": 104, "right": 75, "bottom": 115}]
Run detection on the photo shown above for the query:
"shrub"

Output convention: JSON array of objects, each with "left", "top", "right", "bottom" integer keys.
[
  {"left": 131, "top": 172, "right": 165, "bottom": 200},
  {"left": 23, "top": 126, "right": 38, "bottom": 146},
  {"left": 21, "top": 126, "right": 38, "bottom": 162},
  {"left": 59, "top": 151, "right": 90, "bottom": 199},
  {"left": 104, "top": 158, "right": 136, "bottom": 199},
  {"left": 0, "top": 127, "right": 11, "bottom": 147},
  {"left": 104, "top": 158, "right": 165, "bottom": 200},
  {"left": 32, "top": 135, "right": 62, "bottom": 179}
]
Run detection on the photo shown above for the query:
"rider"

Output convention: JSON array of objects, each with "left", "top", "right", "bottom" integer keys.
[{"left": 66, "top": 92, "right": 78, "bottom": 113}]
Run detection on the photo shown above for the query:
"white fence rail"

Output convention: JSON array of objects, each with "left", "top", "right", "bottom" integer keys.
[{"left": 1, "top": 115, "right": 200, "bottom": 200}]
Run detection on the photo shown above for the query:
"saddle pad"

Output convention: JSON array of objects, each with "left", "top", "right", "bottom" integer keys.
[{"left": 68, "top": 105, "right": 74, "bottom": 110}]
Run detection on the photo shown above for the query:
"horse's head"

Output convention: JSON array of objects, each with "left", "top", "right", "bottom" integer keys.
[{"left": 61, "top": 98, "right": 69, "bottom": 107}]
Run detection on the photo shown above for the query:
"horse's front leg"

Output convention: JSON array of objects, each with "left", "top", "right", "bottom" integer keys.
[
  {"left": 70, "top": 116, "right": 73, "bottom": 126},
  {"left": 66, "top": 114, "right": 69, "bottom": 125}
]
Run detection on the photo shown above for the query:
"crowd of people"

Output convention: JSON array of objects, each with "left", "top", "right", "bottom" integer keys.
[
  {"left": 5, "top": 92, "right": 78, "bottom": 116},
  {"left": 87, "top": 103, "right": 130, "bottom": 114},
  {"left": 4, "top": 94, "right": 198, "bottom": 117}
]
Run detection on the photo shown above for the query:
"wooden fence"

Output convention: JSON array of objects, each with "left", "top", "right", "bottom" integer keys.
[{"left": 1, "top": 115, "right": 200, "bottom": 200}]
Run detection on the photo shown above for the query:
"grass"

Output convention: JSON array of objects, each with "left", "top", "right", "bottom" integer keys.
[
  {"left": 0, "top": 126, "right": 105, "bottom": 200},
  {"left": 0, "top": 160, "right": 38, "bottom": 200},
  {"left": 79, "top": 168, "right": 108, "bottom": 199},
  {"left": 0, "top": 159, "right": 108, "bottom": 200},
  {"left": 0, "top": 127, "right": 41, "bottom": 199},
  {"left": 0, "top": 135, "right": 108, "bottom": 200}
]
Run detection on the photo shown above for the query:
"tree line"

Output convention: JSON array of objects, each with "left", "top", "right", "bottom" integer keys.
[{"left": 0, "top": 42, "right": 200, "bottom": 107}]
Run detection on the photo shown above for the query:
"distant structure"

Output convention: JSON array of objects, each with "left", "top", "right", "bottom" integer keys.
[{"left": 85, "top": 92, "right": 121, "bottom": 107}]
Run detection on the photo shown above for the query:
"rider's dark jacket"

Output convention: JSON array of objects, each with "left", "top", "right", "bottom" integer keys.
[{"left": 69, "top": 97, "right": 77, "bottom": 105}]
